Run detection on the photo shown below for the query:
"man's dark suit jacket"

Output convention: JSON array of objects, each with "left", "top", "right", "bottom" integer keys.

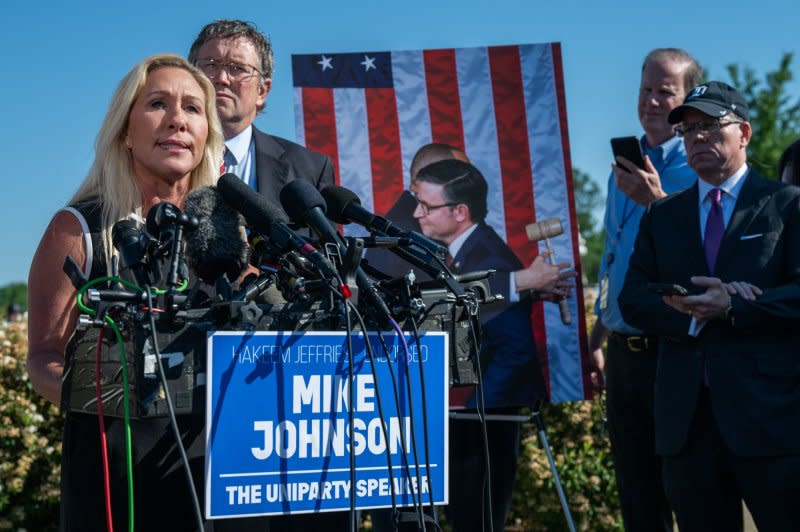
[
  {"left": 453, "top": 223, "right": 546, "bottom": 407},
  {"left": 619, "top": 168, "right": 800, "bottom": 457},
  {"left": 252, "top": 126, "right": 334, "bottom": 202}
]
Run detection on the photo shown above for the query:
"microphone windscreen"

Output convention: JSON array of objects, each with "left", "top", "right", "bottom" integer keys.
[
  {"left": 111, "top": 219, "right": 152, "bottom": 287},
  {"left": 280, "top": 179, "right": 326, "bottom": 224},
  {"left": 217, "top": 173, "right": 289, "bottom": 235},
  {"left": 321, "top": 185, "right": 361, "bottom": 224},
  {"left": 183, "top": 185, "right": 249, "bottom": 284},
  {"left": 112, "top": 219, "right": 140, "bottom": 251}
]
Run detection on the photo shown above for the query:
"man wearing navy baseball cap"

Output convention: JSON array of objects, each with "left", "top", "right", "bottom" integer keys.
[
  {"left": 669, "top": 80, "right": 749, "bottom": 122},
  {"left": 619, "top": 81, "right": 800, "bottom": 531}
]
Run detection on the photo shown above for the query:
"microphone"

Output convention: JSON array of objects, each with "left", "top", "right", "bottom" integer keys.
[
  {"left": 321, "top": 185, "right": 446, "bottom": 256},
  {"left": 216, "top": 173, "right": 341, "bottom": 283},
  {"left": 280, "top": 180, "right": 394, "bottom": 324},
  {"left": 183, "top": 186, "right": 250, "bottom": 285},
  {"left": 112, "top": 220, "right": 153, "bottom": 288},
  {"left": 281, "top": 180, "right": 342, "bottom": 247},
  {"left": 322, "top": 184, "right": 459, "bottom": 286}
]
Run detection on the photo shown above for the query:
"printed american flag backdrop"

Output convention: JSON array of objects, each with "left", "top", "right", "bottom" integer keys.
[{"left": 292, "top": 43, "right": 590, "bottom": 403}]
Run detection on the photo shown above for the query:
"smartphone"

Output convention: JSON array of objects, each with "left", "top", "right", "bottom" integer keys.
[
  {"left": 611, "top": 136, "right": 646, "bottom": 169},
  {"left": 648, "top": 282, "right": 688, "bottom": 296}
]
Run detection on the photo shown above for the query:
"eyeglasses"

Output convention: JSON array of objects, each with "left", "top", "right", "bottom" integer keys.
[
  {"left": 674, "top": 119, "right": 742, "bottom": 137},
  {"left": 195, "top": 59, "right": 263, "bottom": 82},
  {"left": 410, "top": 191, "right": 459, "bottom": 215}
]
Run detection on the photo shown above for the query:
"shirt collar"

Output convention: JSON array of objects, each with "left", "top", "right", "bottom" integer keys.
[
  {"left": 449, "top": 223, "right": 479, "bottom": 259},
  {"left": 224, "top": 125, "right": 253, "bottom": 166},
  {"left": 697, "top": 163, "right": 750, "bottom": 202},
  {"left": 641, "top": 133, "right": 683, "bottom": 166}
]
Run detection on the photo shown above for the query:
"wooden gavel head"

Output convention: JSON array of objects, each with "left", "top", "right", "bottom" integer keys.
[{"left": 525, "top": 218, "right": 563, "bottom": 242}]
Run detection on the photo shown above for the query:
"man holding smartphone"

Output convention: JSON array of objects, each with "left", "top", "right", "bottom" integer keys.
[{"left": 589, "top": 48, "right": 703, "bottom": 531}]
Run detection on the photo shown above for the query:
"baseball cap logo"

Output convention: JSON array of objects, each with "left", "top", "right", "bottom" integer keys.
[{"left": 687, "top": 85, "right": 708, "bottom": 100}]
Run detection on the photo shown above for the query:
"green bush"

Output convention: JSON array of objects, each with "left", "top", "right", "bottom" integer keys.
[
  {"left": 507, "top": 399, "right": 621, "bottom": 531},
  {"left": 0, "top": 321, "right": 62, "bottom": 531},
  {"left": 506, "top": 295, "right": 621, "bottom": 531}
]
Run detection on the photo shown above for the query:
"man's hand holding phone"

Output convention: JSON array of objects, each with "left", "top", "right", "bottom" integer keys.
[
  {"left": 658, "top": 277, "right": 763, "bottom": 322},
  {"left": 610, "top": 136, "right": 666, "bottom": 206}
]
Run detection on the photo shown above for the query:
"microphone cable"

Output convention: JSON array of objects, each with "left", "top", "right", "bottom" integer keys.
[
  {"left": 144, "top": 288, "right": 205, "bottom": 531},
  {"left": 376, "top": 331, "right": 425, "bottom": 530},
  {"left": 93, "top": 327, "right": 114, "bottom": 532},
  {"left": 465, "top": 313, "right": 494, "bottom": 532},
  {"left": 343, "top": 297, "right": 357, "bottom": 532},
  {"left": 388, "top": 320, "right": 427, "bottom": 522},
  {"left": 76, "top": 276, "right": 137, "bottom": 532},
  {"left": 406, "top": 316, "right": 438, "bottom": 520},
  {"left": 347, "top": 301, "right": 400, "bottom": 528}
]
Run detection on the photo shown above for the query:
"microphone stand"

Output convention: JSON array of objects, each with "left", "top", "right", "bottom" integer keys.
[{"left": 163, "top": 213, "right": 198, "bottom": 317}]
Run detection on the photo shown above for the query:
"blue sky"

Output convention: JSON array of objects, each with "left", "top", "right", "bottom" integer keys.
[{"left": 2, "top": 0, "right": 798, "bottom": 285}]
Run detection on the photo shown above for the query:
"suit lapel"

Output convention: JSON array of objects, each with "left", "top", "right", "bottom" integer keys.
[
  {"left": 673, "top": 184, "right": 710, "bottom": 275},
  {"left": 252, "top": 128, "right": 291, "bottom": 200},
  {"left": 451, "top": 225, "right": 481, "bottom": 272},
  {"left": 714, "top": 170, "right": 771, "bottom": 275}
]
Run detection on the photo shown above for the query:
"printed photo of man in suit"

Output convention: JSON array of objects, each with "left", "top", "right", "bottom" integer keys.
[
  {"left": 189, "top": 20, "right": 334, "bottom": 202},
  {"left": 367, "top": 142, "right": 571, "bottom": 297},
  {"left": 412, "top": 158, "right": 550, "bottom": 407},
  {"left": 619, "top": 81, "right": 800, "bottom": 531},
  {"left": 410, "top": 158, "right": 560, "bottom": 531}
]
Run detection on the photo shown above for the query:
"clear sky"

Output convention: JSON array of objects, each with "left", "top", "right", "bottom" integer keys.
[{"left": 1, "top": 0, "right": 798, "bottom": 286}]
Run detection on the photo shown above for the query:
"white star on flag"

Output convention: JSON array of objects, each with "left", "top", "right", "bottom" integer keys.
[
  {"left": 360, "top": 55, "right": 376, "bottom": 71},
  {"left": 317, "top": 55, "right": 333, "bottom": 71}
]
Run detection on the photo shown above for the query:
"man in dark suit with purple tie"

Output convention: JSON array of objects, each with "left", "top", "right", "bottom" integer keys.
[{"left": 620, "top": 81, "right": 800, "bottom": 531}]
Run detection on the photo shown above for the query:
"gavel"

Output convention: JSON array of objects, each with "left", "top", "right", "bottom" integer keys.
[{"left": 525, "top": 217, "right": 572, "bottom": 325}]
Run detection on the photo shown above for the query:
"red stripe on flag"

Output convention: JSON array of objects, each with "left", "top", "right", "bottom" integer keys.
[
  {"left": 365, "top": 88, "right": 404, "bottom": 215},
  {"left": 302, "top": 87, "right": 340, "bottom": 184},
  {"left": 488, "top": 45, "right": 548, "bottom": 393},
  {"left": 552, "top": 43, "right": 591, "bottom": 399},
  {"left": 488, "top": 46, "right": 536, "bottom": 264},
  {"left": 423, "top": 49, "right": 465, "bottom": 152}
]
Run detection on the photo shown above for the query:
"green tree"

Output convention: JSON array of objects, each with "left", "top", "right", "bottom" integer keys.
[
  {"left": 0, "top": 282, "right": 27, "bottom": 318},
  {"left": 573, "top": 169, "right": 605, "bottom": 284},
  {"left": 727, "top": 52, "right": 800, "bottom": 178}
]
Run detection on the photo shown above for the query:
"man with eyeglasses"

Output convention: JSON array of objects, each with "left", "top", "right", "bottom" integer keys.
[
  {"left": 590, "top": 48, "right": 702, "bottom": 532},
  {"left": 409, "top": 158, "right": 548, "bottom": 531},
  {"left": 367, "top": 143, "right": 573, "bottom": 297},
  {"left": 619, "top": 81, "right": 800, "bottom": 531},
  {"left": 189, "top": 19, "right": 344, "bottom": 532},
  {"left": 189, "top": 20, "right": 334, "bottom": 201}
]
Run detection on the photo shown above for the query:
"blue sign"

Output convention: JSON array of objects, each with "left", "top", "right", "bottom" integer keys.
[{"left": 205, "top": 331, "right": 448, "bottom": 519}]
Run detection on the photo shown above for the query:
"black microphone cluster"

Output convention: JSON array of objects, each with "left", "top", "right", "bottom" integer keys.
[{"left": 63, "top": 175, "right": 492, "bottom": 419}]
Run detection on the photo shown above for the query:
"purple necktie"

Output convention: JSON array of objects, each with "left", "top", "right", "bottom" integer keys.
[
  {"left": 704, "top": 188, "right": 724, "bottom": 273},
  {"left": 702, "top": 188, "right": 724, "bottom": 387}
]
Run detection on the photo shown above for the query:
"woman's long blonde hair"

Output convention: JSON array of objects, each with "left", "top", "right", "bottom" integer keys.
[{"left": 70, "top": 53, "right": 223, "bottom": 271}]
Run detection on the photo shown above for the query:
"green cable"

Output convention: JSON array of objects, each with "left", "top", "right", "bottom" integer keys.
[
  {"left": 152, "top": 278, "right": 188, "bottom": 295},
  {"left": 104, "top": 315, "right": 135, "bottom": 532},
  {"left": 73, "top": 274, "right": 186, "bottom": 530},
  {"left": 75, "top": 276, "right": 142, "bottom": 316},
  {"left": 74, "top": 276, "right": 137, "bottom": 531}
]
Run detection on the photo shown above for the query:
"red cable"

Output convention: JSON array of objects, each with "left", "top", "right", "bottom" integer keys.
[{"left": 95, "top": 329, "right": 115, "bottom": 532}]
